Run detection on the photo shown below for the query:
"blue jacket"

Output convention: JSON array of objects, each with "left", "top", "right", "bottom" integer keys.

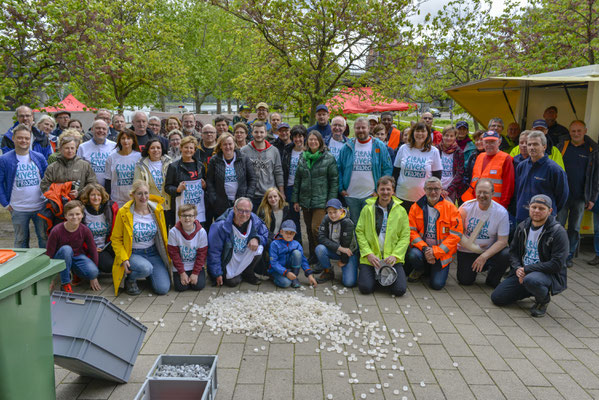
[
  {"left": 337, "top": 137, "right": 393, "bottom": 193},
  {"left": 207, "top": 208, "right": 269, "bottom": 278},
  {"left": 268, "top": 236, "right": 311, "bottom": 276},
  {"left": 308, "top": 123, "right": 332, "bottom": 143},
  {"left": 1, "top": 122, "right": 53, "bottom": 159},
  {"left": 0, "top": 150, "right": 48, "bottom": 207},
  {"left": 515, "top": 155, "right": 569, "bottom": 222}
]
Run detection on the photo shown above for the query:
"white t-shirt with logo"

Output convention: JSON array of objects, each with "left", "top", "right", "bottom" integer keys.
[
  {"left": 132, "top": 212, "right": 158, "bottom": 249},
  {"left": 225, "top": 220, "right": 263, "bottom": 279},
  {"left": 424, "top": 205, "right": 439, "bottom": 247},
  {"left": 458, "top": 200, "right": 509, "bottom": 253},
  {"left": 224, "top": 155, "right": 238, "bottom": 201},
  {"left": 522, "top": 226, "right": 543, "bottom": 266},
  {"left": 84, "top": 209, "right": 110, "bottom": 249},
  {"left": 10, "top": 153, "right": 46, "bottom": 212},
  {"left": 346, "top": 138, "right": 375, "bottom": 199},
  {"left": 167, "top": 226, "right": 208, "bottom": 272},
  {"left": 377, "top": 205, "right": 388, "bottom": 256},
  {"left": 77, "top": 139, "right": 116, "bottom": 186},
  {"left": 106, "top": 151, "right": 142, "bottom": 207},
  {"left": 440, "top": 152, "right": 454, "bottom": 190},
  {"left": 328, "top": 138, "right": 345, "bottom": 161},
  {"left": 287, "top": 150, "right": 302, "bottom": 186},
  {"left": 148, "top": 160, "right": 164, "bottom": 192},
  {"left": 394, "top": 145, "right": 442, "bottom": 202}
]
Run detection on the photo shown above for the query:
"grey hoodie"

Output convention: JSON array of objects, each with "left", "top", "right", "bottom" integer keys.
[{"left": 240, "top": 141, "right": 284, "bottom": 198}]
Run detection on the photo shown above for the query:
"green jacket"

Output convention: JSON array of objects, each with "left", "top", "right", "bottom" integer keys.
[
  {"left": 291, "top": 150, "right": 338, "bottom": 209},
  {"left": 355, "top": 196, "right": 410, "bottom": 266}
]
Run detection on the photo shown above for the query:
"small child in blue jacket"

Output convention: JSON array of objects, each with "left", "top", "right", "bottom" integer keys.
[{"left": 268, "top": 220, "right": 317, "bottom": 288}]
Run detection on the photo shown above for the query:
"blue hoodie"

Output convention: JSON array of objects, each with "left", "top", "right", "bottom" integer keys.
[
  {"left": 515, "top": 155, "right": 569, "bottom": 222},
  {"left": 308, "top": 122, "right": 332, "bottom": 143},
  {"left": 268, "top": 236, "right": 311, "bottom": 276}
]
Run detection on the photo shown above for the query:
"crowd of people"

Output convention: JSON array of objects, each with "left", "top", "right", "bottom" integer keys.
[{"left": 0, "top": 102, "right": 590, "bottom": 318}]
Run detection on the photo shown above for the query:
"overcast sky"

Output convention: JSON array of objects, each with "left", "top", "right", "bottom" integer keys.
[{"left": 411, "top": 0, "right": 525, "bottom": 23}]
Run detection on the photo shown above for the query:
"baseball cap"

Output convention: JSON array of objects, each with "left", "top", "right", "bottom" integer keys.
[
  {"left": 482, "top": 131, "right": 500, "bottom": 141},
  {"left": 280, "top": 220, "right": 297, "bottom": 233},
  {"left": 325, "top": 199, "right": 343, "bottom": 210},
  {"left": 529, "top": 194, "right": 552, "bottom": 208},
  {"left": 456, "top": 121, "right": 469, "bottom": 130},
  {"left": 239, "top": 105, "right": 250, "bottom": 112},
  {"left": 277, "top": 122, "right": 290, "bottom": 131},
  {"left": 532, "top": 119, "right": 548, "bottom": 129},
  {"left": 54, "top": 110, "right": 71, "bottom": 118},
  {"left": 367, "top": 115, "right": 379, "bottom": 122},
  {"left": 256, "top": 102, "right": 269, "bottom": 110},
  {"left": 315, "top": 104, "right": 329, "bottom": 113}
]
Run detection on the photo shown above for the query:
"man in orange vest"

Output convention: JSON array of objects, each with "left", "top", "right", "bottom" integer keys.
[
  {"left": 406, "top": 177, "right": 463, "bottom": 290},
  {"left": 461, "top": 131, "right": 514, "bottom": 209}
]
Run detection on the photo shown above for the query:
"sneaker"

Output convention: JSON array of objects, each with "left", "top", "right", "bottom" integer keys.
[
  {"left": 407, "top": 270, "right": 424, "bottom": 283},
  {"left": 291, "top": 279, "right": 301, "bottom": 288},
  {"left": 530, "top": 297, "right": 550, "bottom": 318},
  {"left": 61, "top": 283, "right": 73, "bottom": 293},
  {"left": 71, "top": 273, "right": 82, "bottom": 287},
  {"left": 316, "top": 270, "right": 334, "bottom": 284},
  {"left": 589, "top": 256, "right": 599, "bottom": 266},
  {"left": 243, "top": 274, "right": 261, "bottom": 285},
  {"left": 566, "top": 259, "right": 573, "bottom": 268},
  {"left": 310, "top": 263, "right": 324, "bottom": 274},
  {"left": 125, "top": 279, "right": 142, "bottom": 296}
]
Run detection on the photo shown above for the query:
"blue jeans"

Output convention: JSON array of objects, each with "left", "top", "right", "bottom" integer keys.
[
  {"left": 314, "top": 244, "right": 357, "bottom": 287},
  {"left": 556, "top": 198, "right": 585, "bottom": 259},
  {"left": 271, "top": 249, "right": 302, "bottom": 288},
  {"left": 11, "top": 209, "right": 47, "bottom": 248},
  {"left": 405, "top": 247, "right": 450, "bottom": 290},
  {"left": 55, "top": 245, "right": 99, "bottom": 285},
  {"left": 345, "top": 196, "right": 370, "bottom": 225},
  {"left": 491, "top": 271, "right": 552, "bottom": 305},
  {"left": 285, "top": 186, "right": 302, "bottom": 243},
  {"left": 128, "top": 246, "right": 171, "bottom": 295}
]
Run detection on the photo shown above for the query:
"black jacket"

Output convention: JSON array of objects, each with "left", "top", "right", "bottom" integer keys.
[
  {"left": 318, "top": 209, "right": 357, "bottom": 264},
  {"left": 164, "top": 158, "right": 206, "bottom": 204},
  {"left": 509, "top": 215, "right": 568, "bottom": 295},
  {"left": 206, "top": 150, "right": 256, "bottom": 217},
  {"left": 281, "top": 142, "right": 296, "bottom": 188}
]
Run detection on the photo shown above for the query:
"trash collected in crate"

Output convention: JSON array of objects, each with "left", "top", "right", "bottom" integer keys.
[{"left": 154, "top": 363, "right": 211, "bottom": 379}]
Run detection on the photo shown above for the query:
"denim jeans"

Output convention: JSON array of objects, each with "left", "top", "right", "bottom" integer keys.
[
  {"left": 405, "top": 247, "right": 450, "bottom": 290},
  {"left": 456, "top": 248, "right": 510, "bottom": 288},
  {"left": 344, "top": 196, "right": 370, "bottom": 225},
  {"left": 128, "top": 246, "right": 171, "bottom": 295},
  {"left": 314, "top": 244, "right": 357, "bottom": 287},
  {"left": 271, "top": 249, "right": 302, "bottom": 288},
  {"left": 173, "top": 269, "right": 206, "bottom": 292},
  {"left": 491, "top": 271, "right": 552, "bottom": 305},
  {"left": 357, "top": 262, "right": 407, "bottom": 296},
  {"left": 55, "top": 245, "right": 99, "bottom": 285},
  {"left": 11, "top": 209, "right": 47, "bottom": 248},
  {"left": 557, "top": 197, "right": 586, "bottom": 259},
  {"left": 285, "top": 185, "right": 302, "bottom": 243}
]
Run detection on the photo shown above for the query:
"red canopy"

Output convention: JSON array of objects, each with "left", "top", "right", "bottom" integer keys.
[
  {"left": 35, "top": 94, "right": 94, "bottom": 113},
  {"left": 327, "top": 87, "right": 416, "bottom": 114}
]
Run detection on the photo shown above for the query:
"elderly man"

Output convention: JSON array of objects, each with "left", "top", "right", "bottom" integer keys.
[
  {"left": 421, "top": 112, "right": 442, "bottom": 144},
  {"left": 131, "top": 111, "right": 168, "bottom": 152},
  {"left": 0, "top": 124, "right": 48, "bottom": 248},
  {"left": 214, "top": 115, "right": 229, "bottom": 137},
  {"left": 355, "top": 176, "right": 410, "bottom": 296},
  {"left": 148, "top": 116, "right": 162, "bottom": 136},
  {"left": 308, "top": 104, "right": 332, "bottom": 143},
  {"left": 1, "top": 106, "right": 53, "bottom": 159},
  {"left": 457, "top": 179, "right": 509, "bottom": 287},
  {"left": 381, "top": 112, "right": 401, "bottom": 150},
  {"left": 328, "top": 116, "right": 348, "bottom": 161},
  {"left": 181, "top": 112, "right": 202, "bottom": 139},
  {"left": 461, "top": 131, "right": 514, "bottom": 209},
  {"left": 112, "top": 114, "right": 126, "bottom": 134},
  {"left": 195, "top": 124, "right": 218, "bottom": 170},
  {"left": 82, "top": 109, "right": 118, "bottom": 142},
  {"left": 515, "top": 131, "right": 568, "bottom": 223},
  {"left": 491, "top": 194, "right": 568, "bottom": 318},
  {"left": 406, "top": 176, "right": 463, "bottom": 290},
  {"left": 544, "top": 106, "right": 570, "bottom": 145},
  {"left": 556, "top": 120, "right": 599, "bottom": 267},
  {"left": 76, "top": 120, "right": 116, "bottom": 186},
  {"left": 337, "top": 117, "right": 393, "bottom": 224},
  {"left": 52, "top": 111, "right": 70, "bottom": 138},
  {"left": 207, "top": 197, "right": 268, "bottom": 286}
]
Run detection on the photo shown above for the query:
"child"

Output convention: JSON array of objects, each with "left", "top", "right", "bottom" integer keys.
[
  {"left": 46, "top": 200, "right": 100, "bottom": 293},
  {"left": 268, "top": 220, "right": 317, "bottom": 288},
  {"left": 314, "top": 198, "right": 358, "bottom": 287},
  {"left": 167, "top": 204, "right": 208, "bottom": 291}
]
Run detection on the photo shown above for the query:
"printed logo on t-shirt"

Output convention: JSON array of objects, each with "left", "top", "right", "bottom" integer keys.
[
  {"left": 523, "top": 239, "right": 540, "bottom": 265},
  {"left": 133, "top": 220, "right": 157, "bottom": 243},
  {"left": 224, "top": 164, "right": 237, "bottom": 183},
  {"left": 150, "top": 169, "right": 163, "bottom": 191},
  {"left": 15, "top": 162, "right": 40, "bottom": 187},
  {"left": 403, "top": 156, "right": 427, "bottom": 178},
  {"left": 87, "top": 220, "right": 109, "bottom": 239},
  {"left": 441, "top": 154, "right": 453, "bottom": 178},
  {"left": 233, "top": 235, "right": 249, "bottom": 254},
  {"left": 289, "top": 155, "right": 300, "bottom": 177},
  {"left": 425, "top": 214, "right": 436, "bottom": 240},
  {"left": 90, "top": 152, "right": 109, "bottom": 173},
  {"left": 353, "top": 149, "right": 373, "bottom": 172},
  {"left": 180, "top": 245, "right": 197, "bottom": 263},
  {"left": 466, "top": 217, "right": 490, "bottom": 240},
  {"left": 116, "top": 163, "right": 135, "bottom": 186}
]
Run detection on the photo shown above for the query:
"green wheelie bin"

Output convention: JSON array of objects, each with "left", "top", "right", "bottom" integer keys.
[{"left": 0, "top": 248, "right": 65, "bottom": 400}]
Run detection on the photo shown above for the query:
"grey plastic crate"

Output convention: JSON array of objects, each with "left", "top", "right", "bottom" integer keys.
[
  {"left": 146, "top": 355, "right": 218, "bottom": 398},
  {"left": 134, "top": 379, "right": 211, "bottom": 400},
  {"left": 50, "top": 291, "right": 147, "bottom": 383}
]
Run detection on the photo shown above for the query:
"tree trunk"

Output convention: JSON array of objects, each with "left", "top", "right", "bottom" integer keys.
[
  {"left": 159, "top": 93, "right": 166, "bottom": 112},
  {"left": 216, "top": 99, "right": 222, "bottom": 114},
  {"left": 194, "top": 88, "right": 203, "bottom": 113},
  {"left": 473, "top": 120, "right": 480, "bottom": 131},
  {"left": 227, "top": 99, "right": 232, "bottom": 113},
  {"left": 309, "top": 98, "right": 318, "bottom": 126}
]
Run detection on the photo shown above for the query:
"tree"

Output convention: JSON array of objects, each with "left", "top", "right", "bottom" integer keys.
[{"left": 210, "top": 0, "right": 415, "bottom": 124}]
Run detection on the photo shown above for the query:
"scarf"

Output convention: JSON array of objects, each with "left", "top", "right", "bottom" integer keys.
[
  {"left": 439, "top": 141, "right": 459, "bottom": 155},
  {"left": 303, "top": 150, "right": 321, "bottom": 169},
  {"left": 456, "top": 137, "right": 471, "bottom": 151}
]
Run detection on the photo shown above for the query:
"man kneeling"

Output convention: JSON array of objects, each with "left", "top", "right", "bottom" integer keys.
[
  {"left": 457, "top": 179, "right": 509, "bottom": 288},
  {"left": 207, "top": 197, "right": 269, "bottom": 286},
  {"left": 491, "top": 195, "right": 568, "bottom": 317}
]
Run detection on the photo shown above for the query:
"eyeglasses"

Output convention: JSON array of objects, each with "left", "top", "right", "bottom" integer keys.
[
  {"left": 424, "top": 187, "right": 442, "bottom": 192},
  {"left": 422, "top": 117, "right": 433, "bottom": 120},
  {"left": 181, "top": 214, "right": 196, "bottom": 219},
  {"left": 236, "top": 209, "right": 251, "bottom": 215},
  {"left": 203, "top": 131, "right": 216, "bottom": 135}
]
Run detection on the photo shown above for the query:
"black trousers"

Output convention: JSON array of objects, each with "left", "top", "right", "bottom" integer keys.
[
  {"left": 173, "top": 269, "right": 206, "bottom": 292},
  {"left": 456, "top": 248, "right": 510, "bottom": 288},
  {"left": 358, "top": 263, "right": 407, "bottom": 296},
  {"left": 98, "top": 244, "right": 115, "bottom": 274},
  {"left": 223, "top": 254, "right": 261, "bottom": 287}
]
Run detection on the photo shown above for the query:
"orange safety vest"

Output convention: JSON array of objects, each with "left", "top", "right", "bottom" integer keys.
[{"left": 461, "top": 151, "right": 511, "bottom": 203}]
